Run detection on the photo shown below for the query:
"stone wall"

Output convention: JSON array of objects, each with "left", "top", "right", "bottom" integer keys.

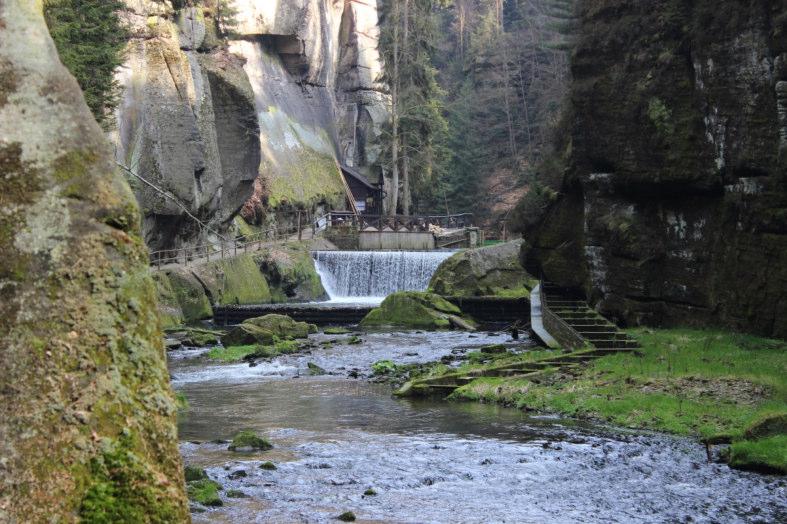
[{"left": 518, "top": 0, "right": 787, "bottom": 338}]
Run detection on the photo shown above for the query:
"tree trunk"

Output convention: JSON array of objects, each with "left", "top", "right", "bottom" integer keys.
[
  {"left": 389, "top": 1, "right": 400, "bottom": 215},
  {"left": 402, "top": 152, "right": 411, "bottom": 216}
]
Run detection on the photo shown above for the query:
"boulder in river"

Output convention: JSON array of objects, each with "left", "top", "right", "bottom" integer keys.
[
  {"left": 429, "top": 239, "right": 536, "bottom": 298},
  {"left": 361, "top": 292, "right": 477, "bottom": 330},
  {"left": 228, "top": 430, "right": 273, "bottom": 452},
  {"left": 222, "top": 314, "right": 317, "bottom": 346}
]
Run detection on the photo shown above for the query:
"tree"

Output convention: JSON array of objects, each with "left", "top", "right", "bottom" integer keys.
[{"left": 43, "top": 0, "right": 129, "bottom": 129}]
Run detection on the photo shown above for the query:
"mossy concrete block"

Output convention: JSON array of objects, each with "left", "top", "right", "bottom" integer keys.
[
  {"left": 429, "top": 239, "right": 536, "bottom": 298},
  {"left": 151, "top": 271, "right": 185, "bottom": 329},
  {"left": 361, "top": 292, "right": 476, "bottom": 330},
  {"left": 192, "top": 253, "right": 271, "bottom": 306},
  {"left": 165, "top": 266, "right": 213, "bottom": 322}
]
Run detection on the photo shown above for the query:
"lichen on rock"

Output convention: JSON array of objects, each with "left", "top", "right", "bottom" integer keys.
[{"left": 0, "top": 2, "right": 188, "bottom": 519}]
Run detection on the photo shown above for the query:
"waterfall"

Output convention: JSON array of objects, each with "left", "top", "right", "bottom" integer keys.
[{"left": 312, "top": 251, "right": 455, "bottom": 303}]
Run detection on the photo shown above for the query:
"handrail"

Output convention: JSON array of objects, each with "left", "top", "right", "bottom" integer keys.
[
  {"left": 539, "top": 281, "right": 587, "bottom": 350},
  {"left": 321, "top": 212, "right": 475, "bottom": 232}
]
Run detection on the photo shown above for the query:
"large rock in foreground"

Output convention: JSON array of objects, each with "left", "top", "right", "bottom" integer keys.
[
  {"left": 0, "top": 3, "right": 187, "bottom": 520},
  {"left": 222, "top": 314, "right": 317, "bottom": 346},
  {"left": 361, "top": 292, "right": 477, "bottom": 330},
  {"left": 429, "top": 239, "right": 536, "bottom": 298}
]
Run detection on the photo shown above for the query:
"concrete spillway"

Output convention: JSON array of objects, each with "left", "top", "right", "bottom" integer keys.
[{"left": 312, "top": 250, "right": 455, "bottom": 303}]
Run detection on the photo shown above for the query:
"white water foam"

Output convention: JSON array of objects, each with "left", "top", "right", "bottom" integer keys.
[{"left": 312, "top": 250, "right": 454, "bottom": 303}]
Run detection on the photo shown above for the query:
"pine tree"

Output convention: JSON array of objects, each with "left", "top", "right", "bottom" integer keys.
[{"left": 43, "top": 0, "right": 129, "bottom": 129}]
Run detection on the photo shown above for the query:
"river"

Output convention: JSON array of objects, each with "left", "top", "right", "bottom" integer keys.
[{"left": 169, "top": 330, "right": 785, "bottom": 523}]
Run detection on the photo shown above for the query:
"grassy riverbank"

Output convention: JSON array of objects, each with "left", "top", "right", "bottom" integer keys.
[{"left": 442, "top": 328, "right": 786, "bottom": 473}]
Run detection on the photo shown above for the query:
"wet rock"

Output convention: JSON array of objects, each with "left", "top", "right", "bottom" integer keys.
[
  {"left": 259, "top": 461, "right": 277, "bottom": 470},
  {"left": 307, "top": 362, "right": 328, "bottom": 375},
  {"left": 228, "top": 469, "right": 248, "bottom": 480},
  {"left": 481, "top": 344, "right": 507, "bottom": 354},
  {"left": 228, "top": 430, "right": 273, "bottom": 452},
  {"left": 222, "top": 314, "right": 316, "bottom": 346},
  {"left": 226, "top": 489, "right": 248, "bottom": 498},
  {"left": 363, "top": 488, "right": 377, "bottom": 496},
  {"left": 184, "top": 466, "right": 209, "bottom": 482},
  {"left": 337, "top": 511, "right": 356, "bottom": 522}
]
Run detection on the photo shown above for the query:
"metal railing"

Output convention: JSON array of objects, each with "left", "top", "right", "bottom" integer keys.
[
  {"left": 320, "top": 212, "right": 474, "bottom": 232},
  {"left": 540, "top": 282, "right": 587, "bottom": 350},
  {"left": 149, "top": 221, "right": 304, "bottom": 268}
]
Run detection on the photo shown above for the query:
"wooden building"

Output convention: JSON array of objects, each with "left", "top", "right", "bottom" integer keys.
[{"left": 340, "top": 164, "right": 384, "bottom": 215}]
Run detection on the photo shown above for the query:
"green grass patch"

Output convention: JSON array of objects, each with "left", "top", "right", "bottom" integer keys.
[
  {"left": 447, "top": 328, "right": 786, "bottom": 456},
  {"left": 186, "top": 479, "right": 222, "bottom": 507},
  {"left": 729, "top": 435, "right": 787, "bottom": 474}
]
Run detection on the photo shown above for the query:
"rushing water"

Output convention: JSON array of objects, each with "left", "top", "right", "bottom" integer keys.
[
  {"left": 312, "top": 251, "right": 455, "bottom": 302},
  {"left": 170, "top": 331, "right": 786, "bottom": 524}
]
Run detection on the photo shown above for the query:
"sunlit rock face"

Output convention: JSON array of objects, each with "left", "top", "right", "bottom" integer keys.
[
  {"left": 112, "top": 1, "right": 389, "bottom": 247},
  {"left": 518, "top": 1, "right": 787, "bottom": 338},
  {"left": 0, "top": 2, "right": 187, "bottom": 520}
]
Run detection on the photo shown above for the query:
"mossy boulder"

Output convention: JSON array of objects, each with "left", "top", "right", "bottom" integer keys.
[
  {"left": 254, "top": 242, "right": 328, "bottom": 302},
  {"left": 361, "top": 292, "right": 477, "bottom": 330},
  {"left": 184, "top": 465, "right": 208, "bottom": 482},
  {"left": 191, "top": 253, "right": 271, "bottom": 306},
  {"left": 165, "top": 267, "right": 213, "bottom": 322},
  {"left": 221, "top": 314, "right": 317, "bottom": 346},
  {"left": 228, "top": 430, "right": 273, "bottom": 452},
  {"left": 187, "top": 479, "right": 223, "bottom": 507},
  {"left": 429, "top": 239, "right": 536, "bottom": 298}
]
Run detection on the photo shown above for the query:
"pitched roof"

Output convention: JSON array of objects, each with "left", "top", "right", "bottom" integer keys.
[{"left": 340, "top": 164, "right": 377, "bottom": 191}]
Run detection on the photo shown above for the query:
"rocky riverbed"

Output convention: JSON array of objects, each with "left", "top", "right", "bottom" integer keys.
[{"left": 170, "top": 330, "right": 786, "bottom": 523}]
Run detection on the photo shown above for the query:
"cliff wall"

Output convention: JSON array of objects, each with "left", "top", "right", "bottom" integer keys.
[
  {"left": 113, "top": 0, "right": 388, "bottom": 250},
  {"left": 0, "top": 1, "right": 188, "bottom": 519},
  {"left": 519, "top": 0, "right": 787, "bottom": 338}
]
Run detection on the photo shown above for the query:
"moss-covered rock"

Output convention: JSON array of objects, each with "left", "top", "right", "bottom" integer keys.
[
  {"left": 152, "top": 271, "right": 185, "bottom": 328},
  {"left": 165, "top": 266, "right": 213, "bottom": 322},
  {"left": 429, "top": 239, "right": 536, "bottom": 298},
  {"left": 0, "top": 5, "right": 187, "bottom": 519},
  {"left": 187, "top": 479, "right": 223, "bottom": 507},
  {"left": 184, "top": 465, "right": 208, "bottom": 482},
  {"left": 361, "top": 292, "right": 477, "bottom": 330},
  {"left": 228, "top": 430, "right": 273, "bottom": 452},
  {"left": 221, "top": 313, "right": 316, "bottom": 346},
  {"left": 191, "top": 253, "right": 271, "bottom": 306},
  {"left": 259, "top": 461, "right": 277, "bottom": 470},
  {"left": 253, "top": 242, "right": 328, "bottom": 302}
]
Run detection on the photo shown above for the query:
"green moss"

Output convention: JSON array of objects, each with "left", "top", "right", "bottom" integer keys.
[
  {"left": 184, "top": 466, "right": 207, "bottom": 482},
  {"left": 233, "top": 215, "right": 258, "bottom": 239},
  {"left": 175, "top": 392, "right": 189, "bottom": 412},
  {"left": 308, "top": 362, "right": 327, "bottom": 375},
  {"left": 226, "top": 489, "right": 248, "bottom": 498},
  {"left": 186, "top": 479, "right": 223, "bottom": 507},
  {"left": 361, "top": 292, "right": 469, "bottom": 329},
  {"left": 647, "top": 97, "right": 674, "bottom": 137},
  {"left": 255, "top": 242, "right": 327, "bottom": 303},
  {"left": 259, "top": 461, "right": 277, "bottom": 470},
  {"left": 165, "top": 268, "right": 212, "bottom": 322},
  {"left": 363, "top": 488, "right": 377, "bottom": 496},
  {"left": 228, "top": 430, "right": 273, "bottom": 452},
  {"left": 729, "top": 436, "right": 787, "bottom": 474},
  {"left": 337, "top": 511, "right": 357, "bottom": 522},
  {"left": 207, "top": 344, "right": 259, "bottom": 362},
  {"left": 211, "top": 254, "right": 271, "bottom": 306},
  {"left": 324, "top": 327, "right": 351, "bottom": 335},
  {"left": 151, "top": 272, "right": 184, "bottom": 329},
  {"left": 372, "top": 360, "right": 398, "bottom": 375},
  {"left": 79, "top": 434, "right": 185, "bottom": 522}
]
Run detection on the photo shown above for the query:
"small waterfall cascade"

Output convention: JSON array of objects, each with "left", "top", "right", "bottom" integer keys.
[{"left": 312, "top": 251, "right": 455, "bottom": 302}]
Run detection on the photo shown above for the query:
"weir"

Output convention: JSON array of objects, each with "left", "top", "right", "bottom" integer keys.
[{"left": 312, "top": 250, "right": 455, "bottom": 302}]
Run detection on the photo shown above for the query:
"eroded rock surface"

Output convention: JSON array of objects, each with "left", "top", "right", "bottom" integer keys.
[
  {"left": 0, "top": 2, "right": 188, "bottom": 519},
  {"left": 518, "top": 1, "right": 787, "bottom": 338}
]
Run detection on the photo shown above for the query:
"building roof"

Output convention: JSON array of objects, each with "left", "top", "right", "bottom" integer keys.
[{"left": 340, "top": 164, "right": 377, "bottom": 191}]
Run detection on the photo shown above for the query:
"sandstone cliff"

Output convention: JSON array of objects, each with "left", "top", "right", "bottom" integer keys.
[
  {"left": 0, "top": 1, "right": 188, "bottom": 520},
  {"left": 518, "top": 0, "right": 787, "bottom": 338},
  {"left": 113, "top": 0, "right": 388, "bottom": 250}
]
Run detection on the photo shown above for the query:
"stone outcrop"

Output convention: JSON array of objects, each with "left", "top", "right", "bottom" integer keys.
[
  {"left": 113, "top": 1, "right": 389, "bottom": 249},
  {"left": 0, "top": 2, "right": 188, "bottom": 520},
  {"left": 517, "top": 1, "right": 787, "bottom": 338},
  {"left": 429, "top": 239, "right": 536, "bottom": 298}
]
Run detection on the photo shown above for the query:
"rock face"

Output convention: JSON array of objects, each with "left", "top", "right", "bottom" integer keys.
[
  {"left": 113, "top": 0, "right": 389, "bottom": 249},
  {"left": 518, "top": 1, "right": 787, "bottom": 338},
  {"left": 0, "top": 2, "right": 187, "bottom": 520},
  {"left": 429, "top": 239, "right": 536, "bottom": 298}
]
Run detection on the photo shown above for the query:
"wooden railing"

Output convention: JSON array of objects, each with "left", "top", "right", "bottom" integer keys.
[{"left": 320, "top": 212, "right": 474, "bottom": 232}]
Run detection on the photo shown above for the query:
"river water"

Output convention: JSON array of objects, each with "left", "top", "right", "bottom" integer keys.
[{"left": 170, "top": 330, "right": 786, "bottom": 523}]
